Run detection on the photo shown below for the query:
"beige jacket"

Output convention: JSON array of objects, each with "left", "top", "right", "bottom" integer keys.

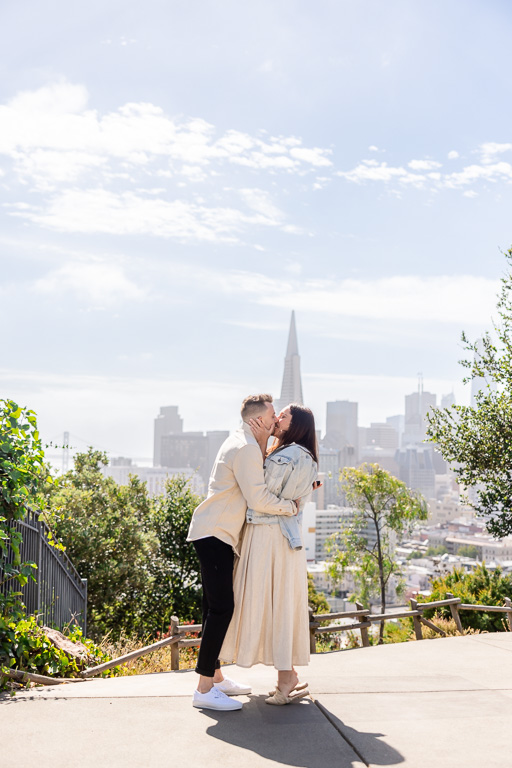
[{"left": 187, "top": 423, "right": 296, "bottom": 554}]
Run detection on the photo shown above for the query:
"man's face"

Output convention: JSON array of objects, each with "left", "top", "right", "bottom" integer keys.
[{"left": 259, "top": 402, "right": 278, "bottom": 434}]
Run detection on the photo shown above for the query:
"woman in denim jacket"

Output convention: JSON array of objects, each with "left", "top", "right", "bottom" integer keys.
[{"left": 220, "top": 403, "right": 318, "bottom": 704}]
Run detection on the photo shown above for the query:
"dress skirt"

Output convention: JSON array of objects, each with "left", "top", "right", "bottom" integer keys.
[{"left": 219, "top": 522, "right": 310, "bottom": 670}]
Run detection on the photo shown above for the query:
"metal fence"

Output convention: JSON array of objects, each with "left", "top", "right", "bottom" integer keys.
[{"left": 0, "top": 509, "right": 87, "bottom": 634}]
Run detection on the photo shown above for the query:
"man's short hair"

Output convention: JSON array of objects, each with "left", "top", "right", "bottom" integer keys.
[{"left": 241, "top": 393, "right": 273, "bottom": 421}]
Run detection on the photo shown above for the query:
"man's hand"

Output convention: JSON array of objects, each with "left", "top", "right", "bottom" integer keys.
[
  {"left": 293, "top": 499, "right": 300, "bottom": 515},
  {"left": 249, "top": 417, "right": 273, "bottom": 458},
  {"left": 312, "top": 480, "right": 322, "bottom": 491}
]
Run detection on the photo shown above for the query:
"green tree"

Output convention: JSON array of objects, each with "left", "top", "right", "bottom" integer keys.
[
  {"left": 426, "top": 545, "right": 448, "bottom": 557},
  {"left": 458, "top": 544, "right": 478, "bottom": 559},
  {"left": 326, "top": 464, "right": 427, "bottom": 642},
  {"left": 143, "top": 475, "right": 203, "bottom": 629},
  {"left": 49, "top": 449, "right": 158, "bottom": 639},
  {"left": 422, "top": 563, "right": 512, "bottom": 632},
  {"left": 427, "top": 246, "right": 512, "bottom": 538},
  {"left": 307, "top": 572, "right": 330, "bottom": 615}
]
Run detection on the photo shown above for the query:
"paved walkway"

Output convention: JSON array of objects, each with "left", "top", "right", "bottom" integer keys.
[{"left": 2, "top": 632, "right": 512, "bottom": 767}]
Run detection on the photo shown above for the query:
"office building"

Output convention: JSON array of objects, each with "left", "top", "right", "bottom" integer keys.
[
  {"left": 274, "top": 310, "right": 304, "bottom": 413},
  {"left": 324, "top": 400, "right": 358, "bottom": 457},
  {"left": 153, "top": 405, "right": 228, "bottom": 486},
  {"left": 403, "top": 383, "right": 437, "bottom": 445},
  {"left": 395, "top": 445, "right": 436, "bottom": 499},
  {"left": 153, "top": 406, "right": 183, "bottom": 467}
]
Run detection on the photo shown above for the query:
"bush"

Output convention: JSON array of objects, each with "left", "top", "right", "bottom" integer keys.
[
  {"left": 0, "top": 615, "right": 112, "bottom": 689},
  {"left": 422, "top": 563, "right": 512, "bottom": 632}
]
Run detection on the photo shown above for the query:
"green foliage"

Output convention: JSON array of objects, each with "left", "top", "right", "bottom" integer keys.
[
  {"left": 0, "top": 399, "right": 54, "bottom": 624},
  {"left": 142, "top": 475, "right": 203, "bottom": 629},
  {"left": 326, "top": 464, "right": 427, "bottom": 641},
  {"left": 307, "top": 572, "right": 330, "bottom": 615},
  {"left": 48, "top": 451, "right": 204, "bottom": 639},
  {"left": 422, "top": 563, "right": 512, "bottom": 632},
  {"left": 0, "top": 614, "right": 111, "bottom": 687},
  {"left": 407, "top": 550, "right": 425, "bottom": 560},
  {"left": 426, "top": 545, "right": 448, "bottom": 556},
  {"left": 427, "top": 246, "right": 512, "bottom": 538},
  {"left": 48, "top": 449, "right": 158, "bottom": 639},
  {"left": 326, "top": 464, "right": 427, "bottom": 603},
  {"left": 458, "top": 544, "right": 478, "bottom": 559}
]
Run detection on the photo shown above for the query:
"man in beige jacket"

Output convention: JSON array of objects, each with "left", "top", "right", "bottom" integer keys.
[{"left": 187, "top": 393, "right": 298, "bottom": 711}]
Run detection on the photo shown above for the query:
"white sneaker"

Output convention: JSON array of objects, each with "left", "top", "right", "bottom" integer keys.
[
  {"left": 193, "top": 687, "right": 243, "bottom": 711},
  {"left": 214, "top": 676, "right": 252, "bottom": 696}
]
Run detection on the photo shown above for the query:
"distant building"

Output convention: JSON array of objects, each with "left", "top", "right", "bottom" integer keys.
[
  {"left": 395, "top": 445, "right": 436, "bottom": 499},
  {"left": 160, "top": 430, "right": 229, "bottom": 486},
  {"left": 403, "top": 384, "right": 436, "bottom": 446},
  {"left": 386, "top": 414, "right": 404, "bottom": 448},
  {"left": 153, "top": 405, "right": 228, "bottom": 485},
  {"left": 153, "top": 406, "right": 183, "bottom": 467},
  {"left": 360, "top": 421, "right": 399, "bottom": 470},
  {"left": 323, "top": 400, "right": 358, "bottom": 457},
  {"left": 441, "top": 392, "right": 456, "bottom": 409},
  {"left": 102, "top": 462, "right": 205, "bottom": 497},
  {"left": 274, "top": 311, "right": 304, "bottom": 413},
  {"left": 317, "top": 444, "right": 357, "bottom": 506}
]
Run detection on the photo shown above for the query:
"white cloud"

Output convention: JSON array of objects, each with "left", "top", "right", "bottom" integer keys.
[
  {"left": 8, "top": 188, "right": 289, "bottom": 241},
  {"left": 33, "top": 258, "right": 147, "bottom": 306},
  {"left": 442, "top": 161, "right": 512, "bottom": 188},
  {"left": 338, "top": 161, "right": 425, "bottom": 188},
  {"left": 368, "top": 145, "right": 379, "bottom": 151},
  {"left": 448, "top": 150, "right": 459, "bottom": 160},
  {"left": 480, "top": 142, "right": 512, "bottom": 164},
  {"left": 408, "top": 159, "right": 442, "bottom": 171},
  {"left": 0, "top": 82, "right": 332, "bottom": 188},
  {"left": 239, "top": 188, "right": 284, "bottom": 222},
  {"left": 208, "top": 270, "right": 498, "bottom": 326},
  {"left": 289, "top": 146, "right": 332, "bottom": 167}
]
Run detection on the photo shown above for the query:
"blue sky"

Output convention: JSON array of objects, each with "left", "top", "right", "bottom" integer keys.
[{"left": 1, "top": 0, "right": 511, "bottom": 460}]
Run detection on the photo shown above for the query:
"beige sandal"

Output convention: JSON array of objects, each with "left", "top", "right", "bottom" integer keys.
[
  {"left": 268, "top": 681, "right": 308, "bottom": 697},
  {"left": 265, "top": 685, "right": 310, "bottom": 705}
]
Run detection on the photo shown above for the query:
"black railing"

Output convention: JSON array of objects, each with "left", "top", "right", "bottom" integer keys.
[{"left": 0, "top": 509, "right": 87, "bottom": 633}]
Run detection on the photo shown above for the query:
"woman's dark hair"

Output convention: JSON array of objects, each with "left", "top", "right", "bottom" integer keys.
[{"left": 273, "top": 403, "right": 318, "bottom": 463}]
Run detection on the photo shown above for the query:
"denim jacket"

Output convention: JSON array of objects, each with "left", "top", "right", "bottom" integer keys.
[{"left": 246, "top": 443, "right": 318, "bottom": 550}]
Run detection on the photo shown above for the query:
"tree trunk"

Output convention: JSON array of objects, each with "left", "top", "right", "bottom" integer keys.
[{"left": 374, "top": 516, "right": 386, "bottom": 644}]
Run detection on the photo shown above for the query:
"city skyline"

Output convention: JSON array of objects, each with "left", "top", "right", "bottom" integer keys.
[{"left": 2, "top": 1, "right": 511, "bottom": 459}]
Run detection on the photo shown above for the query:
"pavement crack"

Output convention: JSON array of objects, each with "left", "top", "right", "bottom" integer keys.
[{"left": 312, "top": 696, "right": 370, "bottom": 767}]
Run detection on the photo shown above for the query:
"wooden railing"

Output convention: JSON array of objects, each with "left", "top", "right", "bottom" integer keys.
[
  {"left": 308, "top": 593, "right": 512, "bottom": 651},
  {"left": 80, "top": 594, "right": 512, "bottom": 677}
]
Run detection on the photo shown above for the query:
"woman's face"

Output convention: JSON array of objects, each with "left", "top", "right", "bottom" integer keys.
[{"left": 276, "top": 406, "right": 292, "bottom": 436}]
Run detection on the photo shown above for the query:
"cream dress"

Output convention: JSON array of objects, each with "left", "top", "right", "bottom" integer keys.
[{"left": 220, "top": 447, "right": 316, "bottom": 670}]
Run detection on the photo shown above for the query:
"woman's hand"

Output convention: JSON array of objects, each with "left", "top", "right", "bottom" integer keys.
[{"left": 249, "top": 417, "right": 273, "bottom": 458}]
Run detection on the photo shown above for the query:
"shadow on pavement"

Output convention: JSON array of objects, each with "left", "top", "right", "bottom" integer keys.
[
  {"left": 199, "top": 694, "right": 403, "bottom": 767},
  {"left": 315, "top": 700, "right": 405, "bottom": 766}
]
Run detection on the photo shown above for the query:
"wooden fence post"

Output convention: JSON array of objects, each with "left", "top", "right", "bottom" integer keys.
[
  {"left": 409, "top": 598, "right": 423, "bottom": 640},
  {"left": 446, "top": 592, "right": 464, "bottom": 634},
  {"left": 170, "top": 616, "right": 180, "bottom": 671},
  {"left": 308, "top": 606, "right": 317, "bottom": 654},
  {"left": 504, "top": 597, "right": 512, "bottom": 632},
  {"left": 355, "top": 602, "right": 370, "bottom": 647}
]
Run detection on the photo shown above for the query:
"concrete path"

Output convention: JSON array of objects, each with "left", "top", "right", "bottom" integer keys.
[{"left": 2, "top": 633, "right": 512, "bottom": 767}]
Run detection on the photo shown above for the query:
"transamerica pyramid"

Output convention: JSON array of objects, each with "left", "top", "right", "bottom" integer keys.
[{"left": 274, "top": 311, "right": 304, "bottom": 413}]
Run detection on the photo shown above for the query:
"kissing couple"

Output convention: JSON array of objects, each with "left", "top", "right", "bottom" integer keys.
[{"left": 187, "top": 393, "right": 319, "bottom": 711}]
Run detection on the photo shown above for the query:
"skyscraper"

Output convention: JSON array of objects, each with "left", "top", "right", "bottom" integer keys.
[
  {"left": 324, "top": 400, "right": 359, "bottom": 454},
  {"left": 274, "top": 311, "right": 304, "bottom": 413},
  {"left": 153, "top": 406, "right": 183, "bottom": 466}
]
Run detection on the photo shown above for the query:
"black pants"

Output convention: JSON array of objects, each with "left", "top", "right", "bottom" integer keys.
[{"left": 193, "top": 536, "right": 235, "bottom": 677}]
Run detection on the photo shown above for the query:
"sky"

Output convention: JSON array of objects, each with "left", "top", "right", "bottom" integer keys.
[{"left": 1, "top": 0, "right": 512, "bottom": 463}]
